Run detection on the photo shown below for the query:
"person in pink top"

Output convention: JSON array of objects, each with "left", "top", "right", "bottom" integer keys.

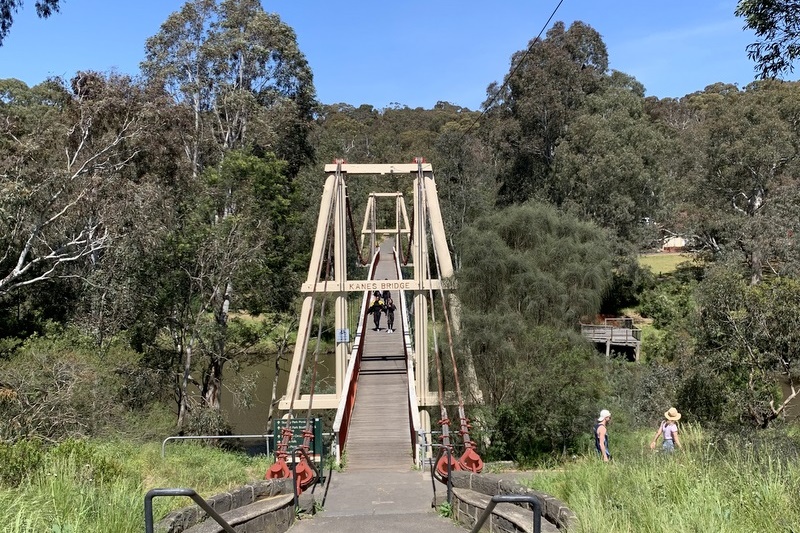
[{"left": 650, "top": 407, "right": 682, "bottom": 452}]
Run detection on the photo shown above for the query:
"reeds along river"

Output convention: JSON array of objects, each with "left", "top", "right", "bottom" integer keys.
[{"left": 220, "top": 352, "right": 337, "bottom": 435}]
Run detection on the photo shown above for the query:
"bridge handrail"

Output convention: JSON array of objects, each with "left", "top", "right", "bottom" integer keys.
[
  {"left": 469, "top": 494, "right": 542, "bottom": 533},
  {"left": 395, "top": 246, "right": 422, "bottom": 462},
  {"left": 144, "top": 488, "right": 236, "bottom": 533},
  {"left": 161, "top": 434, "right": 271, "bottom": 458},
  {"left": 331, "top": 249, "right": 380, "bottom": 463}
]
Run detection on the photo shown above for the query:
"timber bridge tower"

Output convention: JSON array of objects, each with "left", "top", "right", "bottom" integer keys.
[{"left": 272, "top": 159, "right": 482, "bottom": 479}]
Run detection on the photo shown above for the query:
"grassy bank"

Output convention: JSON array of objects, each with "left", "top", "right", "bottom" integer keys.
[
  {"left": 5, "top": 427, "right": 799, "bottom": 532},
  {"left": 520, "top": 425, "right": 800, "bottom": 532},
  {"left": 638, "top": 253, "right": 691, "bottom": 275},
  {"left": 0, "top": 439, "right": 272, "bottom": 533}
]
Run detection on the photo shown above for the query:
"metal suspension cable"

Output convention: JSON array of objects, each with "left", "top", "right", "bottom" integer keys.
[
  {"left": 418, "top": 160, "right": 484, "bottom": 474},
  {"left": 267, "top": 161, "right": 344, "bottom": 485},
  {"left": 458, "top": 0, "right": 566, "bottom": 141},
  {"left": 346, "top": 191, "right": 368, "bottom": 266},
  {"left": 402, "top": 212, "right": 414, "bottom": 266}
]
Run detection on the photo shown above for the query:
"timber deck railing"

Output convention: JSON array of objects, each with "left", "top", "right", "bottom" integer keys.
[{"left": 580, "top": 317, "right": 642, "bottom": 360}]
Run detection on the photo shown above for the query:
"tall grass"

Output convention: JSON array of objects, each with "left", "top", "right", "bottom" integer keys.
[
  {"left": 0, "top": 439, "right": 273, "bottom": 533},
  {"left": 521, "top": 425, "right": 800, "bottom": 532}
]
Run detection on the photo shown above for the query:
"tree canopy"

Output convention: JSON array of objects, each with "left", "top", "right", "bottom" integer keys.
[
  {"left": 0, "top": 0, "right": 60, "bottom": 46},
  {"left": 736, "top": 0, "right": 800, "bottom": 78}
]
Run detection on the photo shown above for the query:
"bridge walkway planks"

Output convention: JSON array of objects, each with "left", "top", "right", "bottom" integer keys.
[{"left": 344, "top": 239, "right": 415, "bottom": 472}]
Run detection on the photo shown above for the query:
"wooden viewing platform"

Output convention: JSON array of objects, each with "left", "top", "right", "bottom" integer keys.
[{"left": 581, "top": 317, "right": 641, "bottom": 361}]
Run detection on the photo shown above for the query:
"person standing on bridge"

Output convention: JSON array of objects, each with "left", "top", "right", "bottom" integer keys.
[
  {"left": 594, "top": 409, "right": 611, "bottom": 462},
  {"left": 369, "top": 293, "right": 384, "bottom": 330},
  {"left": 385, "top": 297, "right": 396, "bottom": 333},
  {"left": 650, "top": 407, "right": 682, "bottom": 452}
]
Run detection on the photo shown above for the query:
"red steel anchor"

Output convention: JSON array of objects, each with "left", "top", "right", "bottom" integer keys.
[
  {"left": 435, "top": 415, "right": 462, "bottom": 482},
  {"left": 265, "top": 426, "right": 293, "bottom": 480},
  {"left": 293, "top": 427, "right": 317, "bottom": 492},
  {"left": 457, "top": 412, "right": 484, "bottom": 473}
]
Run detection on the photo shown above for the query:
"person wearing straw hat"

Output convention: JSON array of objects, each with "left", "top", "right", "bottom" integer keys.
[
  {"left": 594, "top": 409, "right": 612, "bottom": 461},
  {"left": 650, "top": 407, "right": 683, "bottom": 452}
]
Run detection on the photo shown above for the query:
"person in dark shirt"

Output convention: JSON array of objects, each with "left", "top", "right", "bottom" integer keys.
[
  {"left": 385, "top": 297, "right": 396, "bottom": 333},
  {"left": 594, "top": 409, "right": 611, "bottom": 462},
  {"left": 369, "top": 293, "right": 383, "bottom": 330}
]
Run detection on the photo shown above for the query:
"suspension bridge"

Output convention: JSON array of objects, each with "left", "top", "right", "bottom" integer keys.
[{"left": 148, "top": 161, "right": 571, "bottom": 533}]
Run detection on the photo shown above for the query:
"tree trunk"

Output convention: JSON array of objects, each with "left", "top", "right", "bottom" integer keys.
[
  {"left": 177, "top": 343, "right": 193, "bottom": 430},
  {"left": 203, "top": 280, "right": 232, "bottom": 411},
  {"left": 202, "top": 355, "right": 223, "bottom": 411},
  {"left": 750, "top": 248, "right": 763, "bottom": 285}
]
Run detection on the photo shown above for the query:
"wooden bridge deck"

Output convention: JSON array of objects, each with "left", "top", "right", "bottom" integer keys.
[{"left": 345, "top": 240, "right": 415, "bottom": 472}]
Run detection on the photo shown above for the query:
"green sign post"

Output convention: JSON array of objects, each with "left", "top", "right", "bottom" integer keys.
[{"left": 272, "top": 417, "right": 323, "bottom": 464}]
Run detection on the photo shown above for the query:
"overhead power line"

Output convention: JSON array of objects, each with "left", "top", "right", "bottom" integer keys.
[{"left": 460, "top": 0, "right": 566, "bottom": 139}]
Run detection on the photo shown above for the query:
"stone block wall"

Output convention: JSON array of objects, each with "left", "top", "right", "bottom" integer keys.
[
  {"left": 449, "top": 472, "right": 578, "bottom": 532},
  {"left": 155, "top": 478, "right": 295, "bottom": 533}
]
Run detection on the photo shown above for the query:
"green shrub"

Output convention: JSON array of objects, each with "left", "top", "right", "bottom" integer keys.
[
  {"left": 0, "top": 439, "right": 45, "bottom": 487},
  {"left": 49, "top": 439, "right": 124, "bottom": 484}
]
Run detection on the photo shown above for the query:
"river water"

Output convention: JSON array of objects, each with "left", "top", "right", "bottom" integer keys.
[{"left": 220, "top": 353, "right": 336, "bottom": 435}]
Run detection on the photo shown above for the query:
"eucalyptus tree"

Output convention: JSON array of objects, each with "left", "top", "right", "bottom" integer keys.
[
  {"left": 551, "top": 71, "right": 669, "bottom": 246},
  {"left": 680, "top": 81, "right": 800, "bottom": 283},
  {"left": 736, "top": 0, "right": 800, "bottom": 79},
  {"left": 695, "top": 263, "right": 800, "bottom": 428},
  {"left": 0, "top": 74, "right": 144, "bottom": 298},
  {"left": 455, "top": 202, "right": 612, "bottom": 457},
  {"left": 431, "top": 121, "right": 496, "bottom": 263},
  {"left": 141, "top": 0, "right": 315, "bottom": 176},
  {"left": 141, "top": 0, "right": 314, "bottom": 428},
  {"left": 484, "top": 21, "right": 608, "bottom": 205}
]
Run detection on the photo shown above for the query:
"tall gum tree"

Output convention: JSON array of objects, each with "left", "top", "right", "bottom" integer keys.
[
  {"left": 484, "top": 21, "right": 608, "bottom": 206},
  {"left": 682, "top": 81, "right": 800, "bottom": 284},
  {"left": 0, "top": 75, "right": 143, "bottom": 297},
  {"left": 551, "top": 71, "right": 669, "bottom": 245},
  {"left": 142, "top": 0, "right": 314, "bottom": 429}
]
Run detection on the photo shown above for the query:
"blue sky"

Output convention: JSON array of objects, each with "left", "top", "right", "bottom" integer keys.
[{"left": 1, "top": 0, "right": 766, "bottom": 110}]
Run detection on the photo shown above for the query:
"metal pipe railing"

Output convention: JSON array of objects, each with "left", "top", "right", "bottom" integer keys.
[
  {"left": 428, "top": 444, "right": 453, "bottom": 506},
  {"left": 144, "top": 488, "right": 236, "bottom": 533},
  {"left": 161, "top": 432, "right": 335, "bottom": 459},
  {"left": 469, "top": 494, "right": 542, "bottom": 533},
  {"left": 416, "top": 430, "right": 443, "bottom": 469}
]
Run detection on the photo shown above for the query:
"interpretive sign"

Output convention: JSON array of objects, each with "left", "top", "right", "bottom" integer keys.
[{"left": 272, "top": 417, "right": 323, "bottom": 462}]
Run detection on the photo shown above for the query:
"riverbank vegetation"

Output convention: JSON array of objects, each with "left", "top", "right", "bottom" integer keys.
[{"left": 3, "top": 1, "right": 800, "bottom": 531}]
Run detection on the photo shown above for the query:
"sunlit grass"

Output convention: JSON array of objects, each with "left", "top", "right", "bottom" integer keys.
[
  {"left": 519, "top": 425, "right": 800, "bottom": 533},
  {"left": 638, "top": 253, "right": 692, "bottom": 275},
  {"left": 0, "top": 440, "right": 273, "bottom": 533}
]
